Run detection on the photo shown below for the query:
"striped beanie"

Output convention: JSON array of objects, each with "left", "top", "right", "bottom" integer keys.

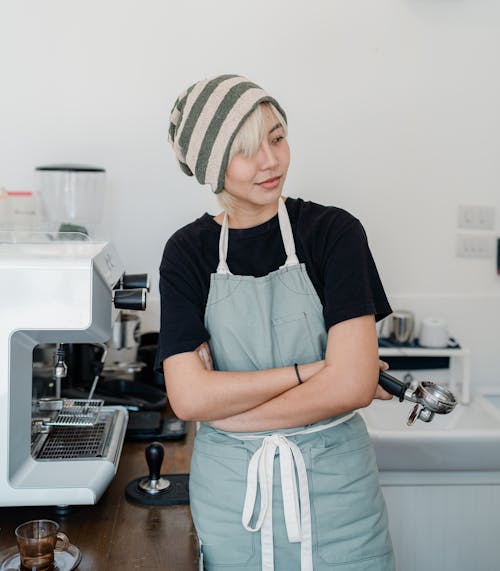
[{"left": 168, "top": 74, "right": 287, "bottom": 194}]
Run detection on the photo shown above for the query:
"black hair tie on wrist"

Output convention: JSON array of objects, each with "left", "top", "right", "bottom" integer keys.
[{"left": 294, "top": 363, "right": 303, "bottom": 384}]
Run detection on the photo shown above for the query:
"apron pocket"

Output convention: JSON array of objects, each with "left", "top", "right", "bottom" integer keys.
[
  {"left": 272, "top": 311, "right": 321, "bottom": 367},
  {"left": 201, "top": 541, "right": 256, "bottom": 569},
  {"left": 310, "top": 440, "right": 393, "bottom": 565},
  {"left": 190, "top": 441, "right": 256, "bottom": 567}
]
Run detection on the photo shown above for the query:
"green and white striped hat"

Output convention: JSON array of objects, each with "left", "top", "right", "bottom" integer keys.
[{"left": 168, "top": 74, "right": 287, "bottom": 194}]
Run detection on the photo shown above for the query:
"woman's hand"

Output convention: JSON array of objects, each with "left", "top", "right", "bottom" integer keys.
[
  {"left": 197, "top": 341, "right": 213, "bottom": 370},
  {"left": 374, "top": 359, "right": 393, "bottom": 400}
]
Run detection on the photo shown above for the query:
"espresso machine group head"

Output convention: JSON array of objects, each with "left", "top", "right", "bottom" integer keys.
[{"left": 0, "top": 231, "right": 147, "bottom": 507}]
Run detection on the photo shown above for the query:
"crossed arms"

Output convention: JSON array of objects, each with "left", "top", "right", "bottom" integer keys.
[{"left": 163, "top": 314, "right": 391, "bottom": 432}]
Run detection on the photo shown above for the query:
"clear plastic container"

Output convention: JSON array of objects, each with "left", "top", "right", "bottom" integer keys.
[{"left": 36, "top": 164, "right": 106, "bottom": 236}]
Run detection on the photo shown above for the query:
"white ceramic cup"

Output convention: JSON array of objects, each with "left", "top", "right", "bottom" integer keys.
[{"left": 419, "top": 317, "right": 449, "bottom": 348}]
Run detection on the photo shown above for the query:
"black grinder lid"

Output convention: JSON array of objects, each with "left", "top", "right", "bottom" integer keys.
[{"left": 36, "top": 164, "right": 105, "bottom": 172}]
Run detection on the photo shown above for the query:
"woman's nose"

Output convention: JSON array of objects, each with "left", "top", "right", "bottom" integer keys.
[{"left": 258, "top": 141, "right": 279, "bottom": 169}]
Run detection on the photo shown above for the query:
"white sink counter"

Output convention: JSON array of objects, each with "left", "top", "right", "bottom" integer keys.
[
  {"left": 362, "top": 391, "right": 500, "bottom": 570},
  {"left": 360, "top": 393, "right": 500, "bottom": 470}
]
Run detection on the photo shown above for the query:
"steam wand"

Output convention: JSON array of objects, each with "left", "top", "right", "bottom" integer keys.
[
  {"left": 86, "top": 344, "right": 108, "bottom": 402},
  {"left": 53, "top": 344, "right": 68, "bottom": 398}
]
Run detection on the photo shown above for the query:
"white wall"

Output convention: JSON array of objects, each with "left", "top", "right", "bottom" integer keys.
[{"left": 1, "top": 0, "right": 499, "bottom": 384}]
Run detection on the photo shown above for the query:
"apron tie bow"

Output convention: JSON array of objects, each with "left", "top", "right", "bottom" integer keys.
[{"left": 241, "top": 433, "right": 313, "bottom": 571}]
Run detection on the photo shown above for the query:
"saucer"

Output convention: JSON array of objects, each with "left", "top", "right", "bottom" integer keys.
[{"left": 0, "top": 543, "right": 81, "bottom": 571}]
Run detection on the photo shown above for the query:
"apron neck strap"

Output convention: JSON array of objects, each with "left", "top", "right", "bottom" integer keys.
[
  {"left": 277, "top": 196, "right": 300, "bottom": 269},
  {"left": 216, "top": 196, "right": 299, "bottom": 275},
  {"left": 216, "top": 210, "right": 232, "bottom": 274}
]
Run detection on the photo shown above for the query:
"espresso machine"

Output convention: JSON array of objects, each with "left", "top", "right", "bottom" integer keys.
[
  {"left": 0, "top": 231, "right": 150, "bottom": 507},
  {"left": 0, "top": 165, "right": 149, "bottom": 507}
]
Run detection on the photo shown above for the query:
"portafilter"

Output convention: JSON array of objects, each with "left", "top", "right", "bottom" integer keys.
[{"left": 378, "top": 370, "right": 457, "bottom": 425}]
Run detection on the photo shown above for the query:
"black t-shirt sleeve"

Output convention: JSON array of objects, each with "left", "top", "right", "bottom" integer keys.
[
  {"left": 156, "top": 237, "right": 210, "bottom": 367},
  {"left": 322, "top": 218, "right": 392, "bottom": 329}
]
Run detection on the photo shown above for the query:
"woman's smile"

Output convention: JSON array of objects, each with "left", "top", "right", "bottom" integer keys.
[{"left": 257, "top": 175, "right": 281, "bottom": 189}]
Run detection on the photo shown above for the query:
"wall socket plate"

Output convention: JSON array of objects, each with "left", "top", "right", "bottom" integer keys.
[
  {"left": 458, "top": 205, "right": 496, "bottom": 230},
  {"left": 456, "top": 233, "right": 495, "bottom": 258}
]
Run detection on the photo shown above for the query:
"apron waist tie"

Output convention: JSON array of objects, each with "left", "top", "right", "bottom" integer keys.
[
  {"left": 231, "top": 412, "right": 356, "bottom": 571},
  {"left": 242, "top": 433, "right": 312, "bottom": 571}
]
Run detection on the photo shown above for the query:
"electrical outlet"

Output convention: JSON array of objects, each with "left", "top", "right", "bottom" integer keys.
[
  {"left": 477, "top": 206, "right": 495, "bottom": 230},
  {"left": 456, "top": 233, "right": 495, "bottom": 258},
  {"left": 458, "top": 205, "right": 495, "bottom": 230}
]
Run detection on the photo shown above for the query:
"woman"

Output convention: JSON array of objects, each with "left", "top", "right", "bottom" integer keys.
[{"left": 158, "top": 74, "right": 395, "bottom": 571}]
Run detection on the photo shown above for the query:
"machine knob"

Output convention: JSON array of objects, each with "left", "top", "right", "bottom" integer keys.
[
  {"left": 138, "top": 442, "right": 171, "bottom": 494},
  {"left": 113, "top": 288, "right": 147, "bottom": 310},
  {"left": 121, "top": 273, "right": 150, "bottom": 292}
]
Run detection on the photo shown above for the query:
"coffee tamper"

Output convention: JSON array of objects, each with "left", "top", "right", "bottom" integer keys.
[
  {"left": 125, "top": 441, "right": 189, "bottom": 505},
  {"left": 138, "top": 442, "right": 171, "bottom": 494}
]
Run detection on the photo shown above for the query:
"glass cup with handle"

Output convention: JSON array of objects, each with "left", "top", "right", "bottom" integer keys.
[{"left": 15, "top": 519, "right": 70, "bottom": 571}]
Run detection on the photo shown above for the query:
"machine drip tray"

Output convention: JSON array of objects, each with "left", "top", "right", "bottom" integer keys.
[{"left": 32, "top": 411, "right": 116, "bottom": 460}]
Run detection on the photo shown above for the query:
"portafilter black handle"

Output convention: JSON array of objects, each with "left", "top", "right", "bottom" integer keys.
[
  {"left": 379, "top": 370, "right": 410, "bottom": 402},
  {"left": 146, "top": 441, "right": 164, "bottom": 482}
]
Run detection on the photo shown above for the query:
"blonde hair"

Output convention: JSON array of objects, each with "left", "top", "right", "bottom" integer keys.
[{"left": 216, "top": 103, "right": 288, "bottom": 215}]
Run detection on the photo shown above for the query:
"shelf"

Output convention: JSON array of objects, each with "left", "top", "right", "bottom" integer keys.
[
  {"left": 378, "top": 343, "right": 471, "bottom": 404},
  {"left": 379, "top": 347, "right": 469, "bottom": 358}
]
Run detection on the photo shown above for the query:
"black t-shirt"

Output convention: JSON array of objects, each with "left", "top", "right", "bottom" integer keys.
[{"left": 156, "top": 197, "right": 392, "bottom": 366}]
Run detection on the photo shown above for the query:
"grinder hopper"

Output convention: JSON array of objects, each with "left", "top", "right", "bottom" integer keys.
[{"left": 36, "top": 164, "right": 106, "bottom": 236}]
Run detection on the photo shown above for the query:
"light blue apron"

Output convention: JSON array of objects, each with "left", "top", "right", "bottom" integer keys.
[{"left": 190, "top": 197, "right": 395, "bottom": 571}]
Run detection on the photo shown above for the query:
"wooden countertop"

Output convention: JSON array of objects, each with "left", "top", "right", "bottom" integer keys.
[{"left": 0, "top": 422, "right": 199, "bottom": 570}]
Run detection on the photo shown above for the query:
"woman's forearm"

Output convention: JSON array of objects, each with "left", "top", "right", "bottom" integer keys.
[
  {"left": 164, "top": 346, "right": 324, "bottom": 421},
  {"left": 195, "top": 363, "right": 322, "bottom": 421},
  {"left": 166, "top": 316, "right": 386, "bottom": 424},
  {"left": 210, "top": 360, "right": 385, "bottom": 432}
]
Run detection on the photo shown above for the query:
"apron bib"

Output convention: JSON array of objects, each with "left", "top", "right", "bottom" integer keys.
[{"left": 190, "top": 197, "right": 394, "bottom": 571}]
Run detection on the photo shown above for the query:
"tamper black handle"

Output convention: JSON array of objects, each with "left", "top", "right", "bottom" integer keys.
[
  {"left": 146, "top": 442, "right": 164, "bottom": 481},
  {"left": 379, "top": 370, "right": 410, "bottom": 402}
]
